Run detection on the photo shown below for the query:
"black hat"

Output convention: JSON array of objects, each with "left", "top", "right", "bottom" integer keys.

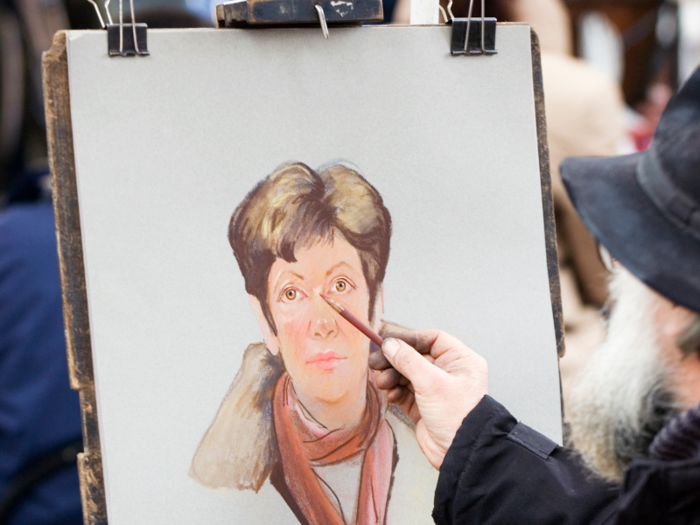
[{"left": 561, "top": 67, "right": 700, "bottom": 313}]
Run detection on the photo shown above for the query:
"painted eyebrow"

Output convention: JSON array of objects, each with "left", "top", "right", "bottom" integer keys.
[
  {"left": 325, "top": 261, "right": 353, "bottom": 277},
  {"left": 272, "top": 271, "right": 305, "bottom": 293},
  {"left": 276, "top": 271, "right": 304, "bottom": 283}
]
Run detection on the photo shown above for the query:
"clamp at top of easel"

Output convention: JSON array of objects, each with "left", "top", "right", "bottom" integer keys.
[
  {"left": 87, "top": 0, "right": 150, "bottom": 56},
  {"left": 443, "top": 0, "right": 497, "bottom": 56},
  {"left": 449, "top": 17, "right": 496, "bottom": 55},
  {"left": 215, "top": 0, "right": 383, "bottom": 38}
]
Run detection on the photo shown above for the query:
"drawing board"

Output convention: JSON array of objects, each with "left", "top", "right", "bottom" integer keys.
[{"left": 45, "top": 24, "right": 563, "bottom": 525}]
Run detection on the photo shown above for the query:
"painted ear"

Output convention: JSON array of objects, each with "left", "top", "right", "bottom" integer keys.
[
  {"left": 371, "top": 285, "right": 385, "bottom": 331},
  {"left": 249, "top": 296, "right": 280, "bottom": 355}
]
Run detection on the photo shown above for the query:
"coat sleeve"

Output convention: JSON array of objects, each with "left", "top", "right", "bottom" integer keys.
[{"left": 432, "top": 396, "right": 620, "bottom": 525}]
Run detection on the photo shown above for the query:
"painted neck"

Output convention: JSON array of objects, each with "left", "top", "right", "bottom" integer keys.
[{"left": 294, "top": 375, "right": 368, "bottom": 431}]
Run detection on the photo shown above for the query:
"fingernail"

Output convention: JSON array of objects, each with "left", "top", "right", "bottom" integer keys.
[{"left": 383, "top": 338, "right": 400, "bottom": 359}]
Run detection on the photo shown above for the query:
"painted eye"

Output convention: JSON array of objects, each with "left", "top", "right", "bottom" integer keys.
[
  {"left": 334, "top": 280, "right": 347, "bottom": 292},
  {"left": 284, "top": 289, "right": 297, "bottom": 301}
]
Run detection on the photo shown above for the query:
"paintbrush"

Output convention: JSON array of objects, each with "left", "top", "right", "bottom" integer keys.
[{"left": 319, "top": 293, "right": 384, "bottom": 347}]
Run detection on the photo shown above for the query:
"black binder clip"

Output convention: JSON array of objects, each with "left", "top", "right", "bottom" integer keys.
[
  {"left": 107, "top": 24, "right": 149, "bottom": 56},
  {"left": 447, "top": 0, "right": 496, "bottom": 56},
  {"left": 84, "top": 0, "right": 149, "bottom": 56},
  {"left": 215, "top": 0, "right": 383, "bottom": 38},
  {"left": 450, "top": 17, "right": 496, "bottom": 55}
]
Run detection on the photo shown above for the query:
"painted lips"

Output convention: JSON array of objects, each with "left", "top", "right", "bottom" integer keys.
[{"left": 307, "top": 351, "right": 346, "bottom": 370}]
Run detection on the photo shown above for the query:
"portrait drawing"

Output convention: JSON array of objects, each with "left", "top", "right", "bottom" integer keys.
[{"left": 189, "top": 161, "right": 418, "bottom": 525}]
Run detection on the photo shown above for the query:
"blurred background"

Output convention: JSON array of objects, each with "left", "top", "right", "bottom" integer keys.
[{"left": 0, "top": 0, "right": 699, "bottom": 523}]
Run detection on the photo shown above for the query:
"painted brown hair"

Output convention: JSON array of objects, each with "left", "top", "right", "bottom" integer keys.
[{"left": 228, "top": 161, "right": 391, "bottom": 334}]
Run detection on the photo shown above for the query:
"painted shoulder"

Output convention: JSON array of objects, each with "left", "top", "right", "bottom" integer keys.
[{"left": 189, "top": 342, "right": 284, "bottom": 492}]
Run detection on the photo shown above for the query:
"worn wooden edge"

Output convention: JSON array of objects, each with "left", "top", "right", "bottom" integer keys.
[
  {"left": 530, "top": 29, "right": 567, "bottom": 431},
  {"left": 43, "top": 30, "right": 108, "bottom": 525},
  {"left": 530, "top": 29, "right": 565, "bottom": 360}
]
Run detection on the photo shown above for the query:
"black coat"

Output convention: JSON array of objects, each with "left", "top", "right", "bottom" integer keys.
[{"left": 433, "top": 396, "right": 700, "bottom": 525}]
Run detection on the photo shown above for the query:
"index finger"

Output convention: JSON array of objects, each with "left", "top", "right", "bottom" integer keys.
[
  {"left": 392, "top": 329, "right": 466, "bottom": 360},
  {"left": 369, "top": 349, "right": 392, "bottom": 370},
  {"left": 383, "top": 331, "right": 431, "bottom": 355},
  {"left": 369, "top": 330, "right": 426, "bottom": 371}
]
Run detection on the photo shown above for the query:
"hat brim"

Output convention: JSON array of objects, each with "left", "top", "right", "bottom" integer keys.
[{"left": 561, "top": 152, "right": 700, "bottom": 313}]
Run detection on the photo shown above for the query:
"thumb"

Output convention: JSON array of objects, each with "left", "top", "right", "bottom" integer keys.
[{"left": 382, "top": 337, "right": 439, "bottom": 391}]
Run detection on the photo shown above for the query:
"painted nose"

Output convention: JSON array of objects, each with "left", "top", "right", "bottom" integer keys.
[
  {"left": 312, "top": 297, "right": 337, "bottom": 340},
  {"left": 313, "top": 317, "right": 337, "bottom": 340}
]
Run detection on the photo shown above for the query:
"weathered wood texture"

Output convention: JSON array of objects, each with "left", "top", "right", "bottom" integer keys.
[
  {"left": 43, "top": 31, "right": 108, "bottom": 525},
  {"left": 530, "top": 29, "right": 565, "bottom": 359},
  {"left": 216, "top": 0, "right": 383, "bottom": 26}
]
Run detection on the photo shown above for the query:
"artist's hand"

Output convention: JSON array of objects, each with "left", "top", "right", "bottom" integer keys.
[{"left": 369, "top": 330, "right": 488, "bottom": 470}]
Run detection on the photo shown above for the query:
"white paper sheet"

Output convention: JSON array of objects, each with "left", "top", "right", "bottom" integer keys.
[{"left": 65, "top": 25, "right": 560, "bottom": 524}]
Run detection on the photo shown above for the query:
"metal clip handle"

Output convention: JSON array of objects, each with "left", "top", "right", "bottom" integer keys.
[{"left": 315, "top": 4, "right": 329, "bottom": 39}]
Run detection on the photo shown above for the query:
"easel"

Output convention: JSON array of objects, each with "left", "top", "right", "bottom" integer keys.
[{"left": 44, "top": 1, "right": 563, "bottom": 522}]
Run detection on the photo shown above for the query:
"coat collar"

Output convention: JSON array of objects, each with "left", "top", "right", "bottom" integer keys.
[{"left": 615, "top": 456, "right": 700, "bottom": 524}]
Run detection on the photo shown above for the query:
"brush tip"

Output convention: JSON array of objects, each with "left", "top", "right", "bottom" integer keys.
[{"left": 320, "top": 293, "right": 343, "bottom": 312}]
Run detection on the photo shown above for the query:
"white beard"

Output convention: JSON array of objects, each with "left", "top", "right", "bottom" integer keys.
[{"left": 567, "top": 268, "right": 680, "bottom": 482}]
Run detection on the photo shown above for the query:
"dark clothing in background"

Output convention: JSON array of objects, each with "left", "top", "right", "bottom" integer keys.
[
  {"left": 433, "top": 396, "right": 700, "bottom": 525},
  {"left": 0, "top": 200, "right": 82, "bottom": 525}
]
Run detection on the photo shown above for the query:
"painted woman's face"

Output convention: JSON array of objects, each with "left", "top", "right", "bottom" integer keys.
[{"left": 264, "top": 235, "right": 375, "bottom": 405}]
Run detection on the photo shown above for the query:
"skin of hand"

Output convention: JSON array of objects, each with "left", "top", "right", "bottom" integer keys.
[{"left": 369, "top": 330, "right": 488, "bottom": 469}]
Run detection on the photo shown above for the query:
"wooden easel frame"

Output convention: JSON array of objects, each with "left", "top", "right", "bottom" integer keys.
[{"left": 42, "top": 27, "right": 563, "bottom": 525}]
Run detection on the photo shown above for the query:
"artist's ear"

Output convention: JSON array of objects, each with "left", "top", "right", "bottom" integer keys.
[
  {"left": 371, "top": 286, "right": 384, "bottom": 331},
  {"left": 249, "top": 295, "right": 280, "bottom": 355},
  {"left": 665, "top": 303, "right": 696, "bottom": 344}
]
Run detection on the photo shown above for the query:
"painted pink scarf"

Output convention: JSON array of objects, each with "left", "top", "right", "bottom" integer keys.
[{"left": 273, "top": 373, "right": 394, "bottom": 525}]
